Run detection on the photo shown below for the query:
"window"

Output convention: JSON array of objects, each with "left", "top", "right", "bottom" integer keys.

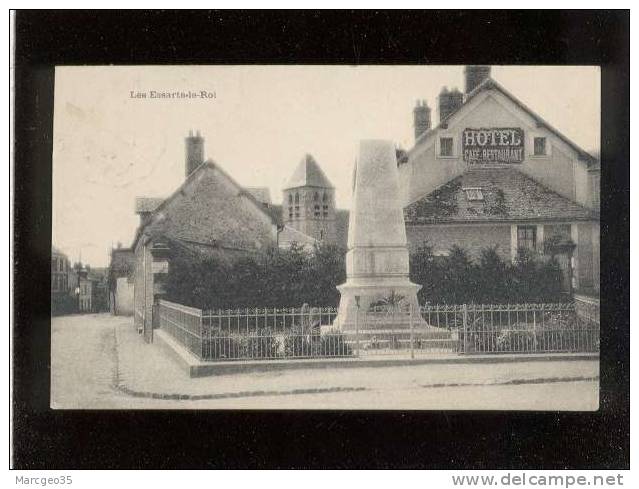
[
  {"left": 314, "top": 204, "right": 321, "bottom": 218},
  {"left": 517, "top": 226, "right": 537, "bottom": 251},
  {"left": 439, "top": 137, "right": 454, "bottom": 157},
  {"left": 322, "top": 192, "right": 328, "bottom": 203},
  {"left": 288, "top": 207, "right": 293, "bottom": 219},
  {"left": 314, "top": 192, "right": 319, "bottom": 202},
  {"left": 294, "top": 192, "right": 299, "bottom": 204},
  {"left": 533, "top": 137, "right": 547, "bottom": 156},
  {"left": 463, "top": 187, "right": 484, "bottom": 201},
  {"left": 288, "top": 194, "right": 293, "bottom": 204}
]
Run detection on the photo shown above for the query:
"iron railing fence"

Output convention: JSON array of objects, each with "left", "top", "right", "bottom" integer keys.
[
  {"left": 158, "top": 300, "right": 599, "bottom": 361},
  {"left": 457, "top": 303, "right": 599, "bottom": 354},
  {"left": 200, "top": 306, "right": 345, "bottom": 361}
]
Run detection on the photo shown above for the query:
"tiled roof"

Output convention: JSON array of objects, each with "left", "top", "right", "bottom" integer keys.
[
  {"left": 278, "top": 225, "right": 318, "bottom": 249},
  {"left": 404, "top": 168, "right": 597, "bottom": 224},
  {"left": 110, "top": 248, "right": 135, "bottom": 275},
  {"left": 284, "top": 154, "right": 334, "bottom": 190},
  {"left": 245, "top": 187, "right": 272, "bottom": 205},
  {"left": 132, "top": 161, "right": 280, "bottom": 250},
  {"left": 135, "top": 197, "right": 164, "bottom": 214}
]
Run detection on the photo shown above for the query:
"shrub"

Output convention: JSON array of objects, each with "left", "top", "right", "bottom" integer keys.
[{"left": 411, "top": 242, "right": 564, "bottom": 305}]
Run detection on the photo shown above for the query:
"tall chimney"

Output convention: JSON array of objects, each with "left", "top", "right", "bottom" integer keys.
[
  {"left": 464, "top": 65, "right": 491, "bottom": 95},
  {"left": 185, "top": 130, "right": 204, "bottom": 177},
  {"left": 413, "top": 100, "right": 431, "bottom": 141},
  {"left": 438, "top": 87, "right": 464, "bottom": 123}
]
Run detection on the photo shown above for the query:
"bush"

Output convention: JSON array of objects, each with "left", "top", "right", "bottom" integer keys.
[
  {"left": 410, "top": 242, "right": 564, "bottom": 305},
  {"left": 165, "top": 241, "right": 346, "bottom": 310}
]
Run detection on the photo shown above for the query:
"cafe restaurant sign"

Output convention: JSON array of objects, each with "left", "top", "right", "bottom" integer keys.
[{"left": 462, "top": 127, "right": 524, "bottom": 164}]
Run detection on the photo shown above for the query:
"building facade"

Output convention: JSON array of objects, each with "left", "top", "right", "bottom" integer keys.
[
  {"left": 398, "top": 66, "right": 600, "bottom": 295},
  {"left": 52, "top": 246, "right": 73, "bottom": 315},
  {"left": 52, "top": 246, "right": 70, "bottom": 296}
]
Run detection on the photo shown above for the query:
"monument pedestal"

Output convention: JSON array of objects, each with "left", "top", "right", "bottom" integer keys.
[{"left": 334, "top": 140, "right": 427, "bottom": 332}]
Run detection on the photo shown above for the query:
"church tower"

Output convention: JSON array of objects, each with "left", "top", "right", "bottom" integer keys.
[{"left": 283, "top": 154, "right": 336, "bottom": 244}]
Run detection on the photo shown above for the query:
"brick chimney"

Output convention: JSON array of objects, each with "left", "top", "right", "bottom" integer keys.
[
  {"left": 413, "top": 100, "right": 431, "bottom": 141},
  {"left": 464, "top": 65, "right": 491, "bottom": 95},
  {"left": 438, "top": 87, "right": 463, "bottom": 123},
  {"left": 185, "top": 130, "right": 204, "bottom": 177}
]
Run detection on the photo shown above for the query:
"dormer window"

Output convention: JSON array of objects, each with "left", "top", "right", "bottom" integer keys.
[
  {"left": 463, "top": 187, "right": 484, "bottom": 201},
  {"left": 437, "top": 134, "right": 457, "bottom": 158},
  {"left": 534, "top": 137, "right": 547, "bottom": 156},
  {"left": 440, "top": 137, "right": 454, "bottom": 157}
]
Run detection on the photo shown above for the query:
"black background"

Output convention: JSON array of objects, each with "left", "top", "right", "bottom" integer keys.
[{"left": 13, "top": 10, "right": 629, "bottom": 469}]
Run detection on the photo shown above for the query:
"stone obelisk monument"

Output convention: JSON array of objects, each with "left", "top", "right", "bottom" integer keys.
[{"left": 335, "top": 140, "right": 423, "bottom": 331}]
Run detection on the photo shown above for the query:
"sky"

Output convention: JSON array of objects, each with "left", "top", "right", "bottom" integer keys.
[{"left": 52, "top": 65, "right": 600, "bottom": 267}]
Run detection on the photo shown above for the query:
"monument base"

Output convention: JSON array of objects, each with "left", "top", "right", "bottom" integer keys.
[{"left": 333, "top": 280, "right": 426, "bottom": 331}]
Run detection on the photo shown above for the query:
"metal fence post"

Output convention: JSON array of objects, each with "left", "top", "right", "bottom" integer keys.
[
  {"left": 409, "top": 303, "right": 414, "bottom": 360},
  {"left": 355, "top": 298, "right": 361, "bottom": 358},
  {"left": 461, "top": 304, "right": 468, "bottom": 354},
  {"left": 199, "top": 310, "right": 204, "bottom": 360},
  {"left": 533, "top": 308, "right": 538, "bottom": 353}
]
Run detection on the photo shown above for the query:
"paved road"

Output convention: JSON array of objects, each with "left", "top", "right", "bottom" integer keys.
[
  {"left": 51, "top": 314, "right": 599, "bottom": 410},
  {"left": 51, "top": 313, "right": 129, "bottom": 408}
]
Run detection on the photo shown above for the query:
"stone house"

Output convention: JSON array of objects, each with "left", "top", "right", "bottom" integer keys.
[{"left": 132, "top": 133, "right": 279, "bottom": 341}]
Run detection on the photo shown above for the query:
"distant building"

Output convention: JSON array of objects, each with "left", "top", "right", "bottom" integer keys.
[
  {"left": 275, "top": 154, "right": 349, "bottom": 250},
  {"left": 52, "top": 246, "right": 73, "bottom": 315},
  {"left": 51, "top": 246, "right": 70, "bottom": 295},
  {"left": 76, "top": 266, "right": 109, "bottom": 313},
  {"left": 132, "top": 131, "right": 279, "bottom": 341}
]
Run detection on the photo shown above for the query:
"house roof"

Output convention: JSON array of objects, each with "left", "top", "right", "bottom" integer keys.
[
  {"left": 414, "top": 77, "right": 598, "bottom": 167},
  {"left": 245, "top": 187, "right": 272, "bottom": 205},
  {"left": 131, "top": 160, "right": 279, "bottom": 250},
  {"left": 284, "top": 154, "right": 334, "bottom": 190},
  {"left": 110, "top": 248, "right": 135, "bottom": 275},
  {"left": 278, "top": 225, "right": 318, "bottom": 249},
  {"left": 404, "top": 167, "right": 597, "bottom": 224},
  {"left": 135, "top": 197, "right": 164, "bottom": 214}
]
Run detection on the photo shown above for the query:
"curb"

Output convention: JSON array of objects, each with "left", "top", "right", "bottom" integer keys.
[
  {"left": 115, "top": 385, "right": 368, "bottom": 401},
  {"left": 420, "top": 375, "right": 599, "bottom": 389},
  {"left": 154, "top": 328, "right": 599, "bottom": 378}
]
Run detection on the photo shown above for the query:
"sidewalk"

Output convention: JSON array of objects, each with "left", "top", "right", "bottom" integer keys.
[{"left": 114, "top": 318, "right": 599, "bottom": 401}]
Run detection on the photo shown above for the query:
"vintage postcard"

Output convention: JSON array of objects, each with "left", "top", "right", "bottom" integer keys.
[{"left": 50, "top": 65, "right": 600, "bottom": 410}]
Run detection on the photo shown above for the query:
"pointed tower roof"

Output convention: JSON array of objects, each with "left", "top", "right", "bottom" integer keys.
[{"left": 283, "top": 154, "right": 334, "bottom": 190}]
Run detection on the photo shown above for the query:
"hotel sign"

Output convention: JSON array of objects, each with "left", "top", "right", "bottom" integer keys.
[{"left": 462, "top": 128, "right": 524, "bottom": 164}]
